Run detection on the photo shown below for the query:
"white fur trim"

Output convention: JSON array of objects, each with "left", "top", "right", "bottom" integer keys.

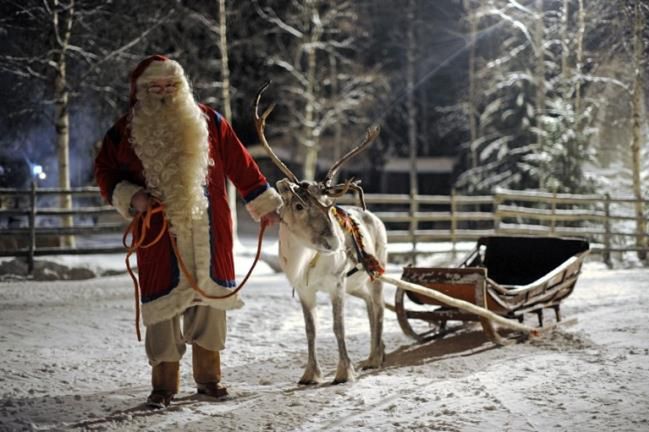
[
  {"left": 140, "top": 212, "right": 244, "bottom": 327},
  {"left": 136, "top": 59, "right": 184, "bottom": 85},
  {"left": 141, "top": 287, "right": 195, "bottom": 327},
  {"left": 245, "top": 187, "right": 283, "bottom": 222},
  {"left": 193, "top": 212, "right": 245, "bottom": 310},
  {"left": 141, "top": 282, "right": 244, "bottom": 327},
  {"left": 111, "top": 181, "right": 143, "bottom": 219}
]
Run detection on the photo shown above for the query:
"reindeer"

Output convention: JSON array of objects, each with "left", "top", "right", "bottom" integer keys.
[{"left": 254, "top": 83, "right": 388, "bottom": 385}]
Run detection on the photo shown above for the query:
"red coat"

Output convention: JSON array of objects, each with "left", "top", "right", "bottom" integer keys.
[{"left": 95, "top": 104, "right": 281, "bottom": 325}]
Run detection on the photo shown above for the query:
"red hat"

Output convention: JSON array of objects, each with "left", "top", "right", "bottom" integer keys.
[{"left": 129, "top": 55, "right": 183, "bottom": 107}]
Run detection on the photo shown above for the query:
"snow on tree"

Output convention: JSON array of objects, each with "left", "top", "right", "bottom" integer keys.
[
  {"left": 253, "top": 0, "right": 383, "bottom": 181},
  {"left": 454, "top": 0, "right": 643, "bottom": 196},
  {"left": 0, "top": 0, "right": 175, "bottom": 246}
]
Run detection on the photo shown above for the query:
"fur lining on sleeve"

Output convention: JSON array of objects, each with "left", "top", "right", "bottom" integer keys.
[
  {"left": 245, "top": 187, "right": 283, "bottom": 222},
  {"left": 112, "top": 181, "right": 144, "bottom": 219}
]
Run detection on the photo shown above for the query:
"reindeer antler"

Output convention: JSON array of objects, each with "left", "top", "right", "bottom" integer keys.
[
  {"left": 325, "top": 178, "right": 357, "bottom": 198},
  {"left": 254, "top": 81, "right": 300, "bottom": 184},
  {"left": 254, "top": 81, "right": 378, "bottom": 213},
  {"left": 325, "top": 178, "right": 368, "bottom": 211},
  {"left": 323, "top": 125, "right": 381, "bottom": 188}
]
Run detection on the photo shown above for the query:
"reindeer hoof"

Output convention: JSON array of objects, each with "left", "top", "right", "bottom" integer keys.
[
  {"left": 333, "top": 367, "right": 355, "bottom": 384},
  {"left": 298, "top": 369, "right": 322, "bottom": 385},
  {"left": 360, "top": 359, "right": 382, "bottom": 370},
  {"left": 360, "top": 352, "right": 385, "bottom": 370},
  {"left": 332, "top": 374, "right": 356, "bottom": 385}
]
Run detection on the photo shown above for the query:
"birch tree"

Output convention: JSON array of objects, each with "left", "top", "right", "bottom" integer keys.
[
  {"left": 532, "top": 0, "right": 596, "bottom": 194},
  {"left": 456, "top": 0, "right": 597, "bottom": 194},
  {"left": 533, "top": 0, "right": 545, "bottom": 173},
  {"left": 216, "top": 0, "right": 240, "bottom": 245},
  {"left": 455, "top": 0, "right": 539, "bottom": 193},
  {"left": 569, "top": 0, "right": 648, "bottom": 259},
  {"left": 52, "top": 0, "right": 74, "bottom": 246},
  {"left": 254, "top": 0, "right": 382, "bottom": 181},
  {"left": 630, "top": 0, "right": 647, "bottom": 259},
  {"left": 464, "top": 0, "right": 483, "bottom": 170},
  {"left": 1, "top": 0, "right": 172, "bottom": 247}
]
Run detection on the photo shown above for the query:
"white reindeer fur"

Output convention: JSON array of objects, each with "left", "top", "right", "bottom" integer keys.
[{"left": 277, "top": 179, "right": 387, "bottom": 384}]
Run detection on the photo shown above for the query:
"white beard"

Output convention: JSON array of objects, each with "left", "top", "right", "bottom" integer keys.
[{"left": 130, "top": 88, "right": 210, "bottom": 234}]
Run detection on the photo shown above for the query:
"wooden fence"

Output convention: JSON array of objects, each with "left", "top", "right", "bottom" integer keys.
[
  {"left": 0, "top": 183, "right": 124, "bottom": 272},
  {"left": 337, "top": 187, "right": 649, "bottom": 265},
  {"left": 1, "top": 185, "right": 648, "bottom": 271}
]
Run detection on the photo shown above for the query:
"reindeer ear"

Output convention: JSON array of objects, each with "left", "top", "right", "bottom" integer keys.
[
  {"left": 306, "top": 182, "right": 321, "bottom": 195},
  {"left": 276, "top": 178, "right": 293, "bottom": 194}
]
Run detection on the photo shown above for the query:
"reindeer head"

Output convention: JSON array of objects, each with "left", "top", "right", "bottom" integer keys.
[{"left": 254, "top": 81, "right": 380, "bottom": 253}]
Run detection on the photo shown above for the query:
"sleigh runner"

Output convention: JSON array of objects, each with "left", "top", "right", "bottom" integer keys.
[{"left": 394, "top": 236, "right": 590, "bottom": 343}]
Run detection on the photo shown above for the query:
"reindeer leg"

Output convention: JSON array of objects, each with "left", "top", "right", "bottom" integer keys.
[
  {"left": 331, "top": 287, "right": 355, "bottom": 384},
  {"left": 298, "top": 293, "right": 322, "bottom": 385},
  {"left": 361, "top": 279, "right": 385, "bottom": 369}
]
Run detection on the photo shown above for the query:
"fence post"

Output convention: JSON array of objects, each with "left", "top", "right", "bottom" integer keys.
[
  {"left": 28, "top": 180, "right": 36, "bottom": 275},
  {"left": 550, "top": 188, "right": 557, "bottom": 235},
  {"left": 409, "top": 191, "right": 417, "bottom": 265},
  {"left": 451, "top": 189, "right": 457, "bottom": 257},
  {"left": 635, "top": 195, "right": 647, "bottom": 261},
  {"left": 493, "top": 192, "right": 501, "bottom": 234},
  {"left": 603, "top": 193, "right": 611, "bottom": 268}
]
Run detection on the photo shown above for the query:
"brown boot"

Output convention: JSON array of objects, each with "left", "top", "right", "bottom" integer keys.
[
  {"left": 192, "top": 343, "right": 228, "bottom": 399},
  {"left": 146, "top": 361, "right": 180, "bottom": 409}
]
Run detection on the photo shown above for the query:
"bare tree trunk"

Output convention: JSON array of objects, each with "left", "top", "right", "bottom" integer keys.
[
  {"left": 466, "top": 0, "right": 479, "bottom": 169},
  {"left": 631, "top": 0, "right": 647, "bottom": 260},
  {"left": 302, "top": 1, "right": 319, "bottom": 181},
  {"left": 419, "top": 80, "right": 429, "bottom": 155},
  {"left": 417, "top": 23, "right": 430, "bottom": 156},
  {"left": 406, "top": 0, "right": 418, "bottom": 264},
  {"left": 329, "top": 52, "right": 342, "bottom": 183},
  {"left": 575, "top": 0, "right": 585, "bottom": 118},
  {"left": 561, "top": 0, "right": 569, "bottom": 81},
  {"left": 256, "top": 1, "right": 372, "bottom": 182},
  {"left": 217, "top": 0, "right": 239, "bottom": 247},
  {"left": 534, "top": 0, "right": 546, "bottom": 189},
  {"left": 53, "top": 0, "right": 75, "bottom": 248},
  {"left": 302, "top": 45, "right": 318, "bottom": 180}
]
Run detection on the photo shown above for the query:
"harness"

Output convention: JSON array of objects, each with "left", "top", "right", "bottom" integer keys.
[{"left": 331, "top": 206, "right": 385, "bottom": 280}]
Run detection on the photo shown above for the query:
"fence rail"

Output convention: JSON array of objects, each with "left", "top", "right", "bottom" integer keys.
[{"left": 1, "top": 185, "right": 648, "bottom": 271}]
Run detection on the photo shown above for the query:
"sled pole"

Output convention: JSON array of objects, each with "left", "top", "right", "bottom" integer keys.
[{"left": 379, "top": 274, "right": 540, "bottom": 336}]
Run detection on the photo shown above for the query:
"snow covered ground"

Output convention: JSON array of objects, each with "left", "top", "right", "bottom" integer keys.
[{"left": 1, "top": 252, "right": 649, "bottom": 431}]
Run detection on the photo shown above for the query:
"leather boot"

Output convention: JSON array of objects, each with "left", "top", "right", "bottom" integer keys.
[
  {"left": 192, "top": 343, "right": 228, "bottom": 399},
  {"left": 146, "top": 361, "right": 180, "bottom": 409}
]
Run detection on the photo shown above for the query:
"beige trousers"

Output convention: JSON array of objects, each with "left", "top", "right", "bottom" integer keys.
[{"left": 145, "top": 305, "right": 226, "bottom": 366}]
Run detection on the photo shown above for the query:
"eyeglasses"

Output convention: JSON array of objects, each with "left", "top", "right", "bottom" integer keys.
[{"left": 145, "top": 81, "right": 179, "bottom": 95}]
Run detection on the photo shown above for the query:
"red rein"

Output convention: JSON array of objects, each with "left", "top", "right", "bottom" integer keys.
[{"left": 123, "top": 201, "right": 268, "bottom": 341}]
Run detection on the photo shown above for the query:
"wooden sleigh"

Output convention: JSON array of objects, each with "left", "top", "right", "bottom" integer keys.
[{"left": 394, "top": 236, "right": 590, "bottom": 344}]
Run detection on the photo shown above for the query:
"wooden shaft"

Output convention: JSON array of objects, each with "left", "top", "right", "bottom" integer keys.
[{"left": 379, "top": 275, "right": 539, "bottom": 335}]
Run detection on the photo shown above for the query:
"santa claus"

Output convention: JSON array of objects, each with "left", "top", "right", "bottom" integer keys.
[{"left": 95, "top": 55, "right": 282, "bottom": 408}]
